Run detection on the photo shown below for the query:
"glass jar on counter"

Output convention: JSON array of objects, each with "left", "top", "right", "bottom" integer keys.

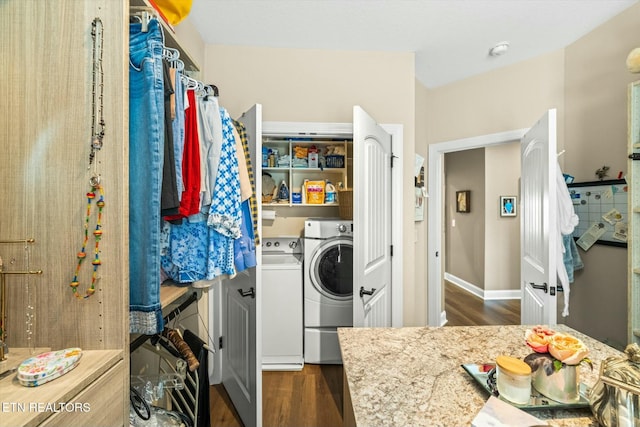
[{"left": 496, "top": 355, "right": 532, "bottom": 404}]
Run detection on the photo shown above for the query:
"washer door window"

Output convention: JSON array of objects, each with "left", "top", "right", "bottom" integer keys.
[{"left": 310, "top": 238, "right": 353, "bottom": 300}]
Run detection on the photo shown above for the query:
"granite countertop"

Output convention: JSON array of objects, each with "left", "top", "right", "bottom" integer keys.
[{"left": 338, "top": 325, "right": 624, "bottom": 427}]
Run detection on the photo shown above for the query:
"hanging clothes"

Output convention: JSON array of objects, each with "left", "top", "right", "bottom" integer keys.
[
  {"left": 234, "top": 200, "right": 257, "bottom": 272},
  {"left": 171, "top": 67, "right": 186, "bottom": 199},
  {"left": 161, "top": 216, "right": 230, "bottom": 283},
  {"left": 207, "top": 107, "right": 242, "bottom": 237},
  {"left": 161, "top": 106, "right": 243, "bottom": 284},
  {"left": 196, "top": 94, "right": 223, "bottom": 211},
  {"left": 563, "top": 234, "right": 584, "bottom": 283},
  {"left": 160, "top": 59, "right": 180, "bottom": 217},
  {"left": 233, "top": 119, "right": 260, "bottom": 245},
  {"left": 231, "top": 123, "right": 257, "bottom": 272},
  {"left": 556, "top": 162, "right": 580, "bottom": 317},
  {"left": 129, "top": 18, "right": 165, "bottom": 335},
  {"left": 233, "top": 125, "right": 252, "bottom": 202},
  {"left": 164, "top": 89, "right": 202, "bottom": 222}
]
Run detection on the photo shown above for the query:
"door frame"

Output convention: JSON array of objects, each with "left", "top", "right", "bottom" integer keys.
[
  {"left": 381, "top": 123, "right": 404, "bottom": 327},
  {"left": 427, "top": 129, "right": 527, "bottom": 326}
]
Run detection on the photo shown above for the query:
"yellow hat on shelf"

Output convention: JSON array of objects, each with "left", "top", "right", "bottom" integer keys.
[{"left": 151, "top": 0, "right": 193, "bottom": 25}]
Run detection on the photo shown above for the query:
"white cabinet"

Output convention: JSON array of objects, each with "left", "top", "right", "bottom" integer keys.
[{"left": 629, "top": 80, "right": 640, "bottom": 345}]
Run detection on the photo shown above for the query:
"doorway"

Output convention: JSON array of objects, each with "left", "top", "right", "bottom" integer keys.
[
  {"left": 442, "top": 144, "right": 522, "bottom": 326},
  {"left": 427, "top": 129, "right": 528, "bottom": 326}
]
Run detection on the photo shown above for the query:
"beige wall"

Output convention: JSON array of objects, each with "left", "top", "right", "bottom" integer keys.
[
  {"left": 173, "top": 17, "right": 206, "bottom": 71},
  {"left": 425, "top": 49, "right": 565, "bottom": 144},
  {"left": 445, "top": 149, "right": 486, "bottom": 288},
  {"left": 560, "top": 3, "right": 640, "bottom": 349},
  {"left": 564, "top": 4, "right": 639, "bottom": 183},
  {"left": 198, "top": 44, "right": 419, "bottom": 325},
  {"left": 484, "top": 142, "right": 521, "bottom": 292},
  {"left": 425, "top": 3, "right": 639, "bottom": 346}
]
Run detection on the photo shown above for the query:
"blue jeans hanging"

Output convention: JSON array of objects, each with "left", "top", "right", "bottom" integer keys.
[{"left": 129, "top": 19, "right": 164, "bottom": 334}]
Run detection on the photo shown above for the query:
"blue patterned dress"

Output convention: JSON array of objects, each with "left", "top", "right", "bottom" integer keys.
[{"left": 161, "top": 106, "right": 242, "bottom": 282}]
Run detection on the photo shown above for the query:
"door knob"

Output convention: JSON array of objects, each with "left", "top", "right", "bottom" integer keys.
[
  {"left": 238, "top": 287, "right": 255, "bottom": 298},
  {"left": 359, "top": 286, "right": 376, "bottom": 298}
]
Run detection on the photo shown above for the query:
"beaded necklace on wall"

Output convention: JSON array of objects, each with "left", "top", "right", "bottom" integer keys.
[{"left": 71, "top": 17, "right": 105, "bottom": 300}]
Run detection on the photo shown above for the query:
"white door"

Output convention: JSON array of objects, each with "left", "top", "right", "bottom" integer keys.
[
  {"left": 353, "top": 106, "right": 393, "bottom": 327},
  {"left": 521, "top": 109, "right": 557, "bottom": 325},
  {"left": 221, "top": 104, "right": 263, "bottom": 427}
]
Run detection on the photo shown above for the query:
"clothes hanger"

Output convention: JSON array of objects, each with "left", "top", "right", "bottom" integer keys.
[
  {"left": 171, "top": 58, "right": 185, "bottom": 72},
  {"left": 149, "top": 334, "right": 182, "bottom": 359},
  {"left": 180, "top": 74, "right": 199, "bottom": 90},
  {"left": 178, "top": 314, "right": 216, "bottom": 355},
  {"left": 203, "top": 84, "right": 219, "bottom": 101},
  {"left": 163, "top": 47, "right": 180, "bottom": 62},
  {"left": 129, "top": 8, "right": 154, "bottom": 32}
]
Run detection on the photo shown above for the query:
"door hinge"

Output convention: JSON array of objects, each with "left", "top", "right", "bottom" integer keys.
[
  {"left": 390, "top": 245, "right": 394, "bottom": 256},
  {"left": 219, "top": 336, "right": 223, "bottom": 350}
]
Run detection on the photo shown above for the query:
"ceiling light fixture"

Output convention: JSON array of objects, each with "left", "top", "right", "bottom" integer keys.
[{"left": 489, "top": 41, "right": 510, "bottom": 57}]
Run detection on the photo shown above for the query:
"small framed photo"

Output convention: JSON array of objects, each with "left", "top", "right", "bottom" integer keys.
[
  {"left": 456, "top": 190, "right": 470, "bottom": 213},
  {"left": 500, "top": 196, "right": 517, "bottom": 217}
]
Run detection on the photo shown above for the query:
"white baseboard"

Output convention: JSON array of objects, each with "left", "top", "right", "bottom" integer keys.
[
  {"left": 440, "top": 310, "right": 448, "bottom": 326},
  {"left": 444, "top": 272, "right": 520, "bottom": 301}
]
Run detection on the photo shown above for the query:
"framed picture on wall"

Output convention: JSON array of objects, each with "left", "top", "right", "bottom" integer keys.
[
  {"left": 456, "top": 190, "right": 470, "bottom": 213},
  {"left": 500, "top": 196, "right": 517, "bottom": 217}
]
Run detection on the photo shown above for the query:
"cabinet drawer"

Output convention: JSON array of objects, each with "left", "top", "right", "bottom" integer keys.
[{"left": 39, "top": 361, "right": 124, "bottom": 427}]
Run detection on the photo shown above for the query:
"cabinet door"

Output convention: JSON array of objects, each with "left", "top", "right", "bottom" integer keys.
[
  {"left": 222, "top": 273, "right": 259, "bottom": 427},
  {"left": 353, "top": 106, "right": 393, "bottom": 327}
]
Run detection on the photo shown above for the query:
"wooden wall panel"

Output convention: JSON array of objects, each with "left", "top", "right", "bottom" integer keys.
[{"left": 0, "top": 0, "right": 127, "bottom": 352}]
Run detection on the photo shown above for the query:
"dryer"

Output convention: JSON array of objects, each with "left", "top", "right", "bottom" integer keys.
[
  {"left": 262, "top": 237, "right": 303, "bottom": 371},
  {"left": 303, "top": 218, "right": 353, "bottom": 364}
]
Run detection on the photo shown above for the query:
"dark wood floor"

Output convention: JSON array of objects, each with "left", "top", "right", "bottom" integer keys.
[
  {"left": 444, "top": 280, "right": 520, "bottom": 326},
  {"left": 210, "top": 364, "right": 343, "bottom": 427},
  {"left": 209, "top": 282, "right": 519, "bottom": 426}
]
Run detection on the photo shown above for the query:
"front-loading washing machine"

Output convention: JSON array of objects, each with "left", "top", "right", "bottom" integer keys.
[{"left": 303, "top": 218, "right": 353, "bottom": 364}]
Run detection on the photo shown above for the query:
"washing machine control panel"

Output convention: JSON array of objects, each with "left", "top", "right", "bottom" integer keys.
[
  {"left": 305, "top": 218, "right": 353, "bottom": 238},
  {"left": 262, "top": 237, "right": 302, "bottom": 254}
]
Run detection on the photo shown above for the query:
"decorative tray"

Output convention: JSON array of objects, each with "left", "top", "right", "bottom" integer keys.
[{"left": 461, "top": 363, "right": 591, "bottom": 410}]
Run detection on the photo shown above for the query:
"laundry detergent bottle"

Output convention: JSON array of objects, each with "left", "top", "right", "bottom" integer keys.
[{"left": 325, "top": 181, "right": 337, "bottom": 204}]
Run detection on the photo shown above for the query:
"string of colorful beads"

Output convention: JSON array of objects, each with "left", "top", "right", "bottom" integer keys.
[{"left": 70, "top": 184, "right": 105, "bottom": 299}]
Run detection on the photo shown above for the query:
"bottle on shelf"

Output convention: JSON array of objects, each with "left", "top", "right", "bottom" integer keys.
[
  {"left": 277, "top": 180, "right": 289, "bottom": 202},
  {"left": 325, "top": 181, "right": 337, "bottom": 204}
]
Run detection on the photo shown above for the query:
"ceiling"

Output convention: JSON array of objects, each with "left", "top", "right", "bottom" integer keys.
[{"left": 188, "top": 0, "right": 638, "bottom": 89}]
